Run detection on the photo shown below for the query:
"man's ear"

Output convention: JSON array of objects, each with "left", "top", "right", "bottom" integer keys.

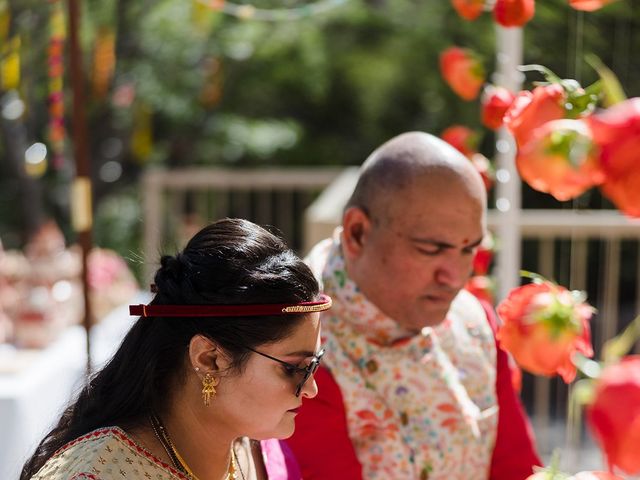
[
  {"left": 189, "top": 335, "right": 231, "bottom": 375},
  {"left": 342, "top": 206, "right": 372, "bottom": 261}
]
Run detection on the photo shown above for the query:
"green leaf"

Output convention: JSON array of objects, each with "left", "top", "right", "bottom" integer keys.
[
  {"left": 519, "top": 64, "right": 563, "bottom": 84},
  {"left": 602, "top": 314, "right": 640, "bottom": 364},
  {"left": 585, "top": 54, "right": 627, "bottom": 107}
]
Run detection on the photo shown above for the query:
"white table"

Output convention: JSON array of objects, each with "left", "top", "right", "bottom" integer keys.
[
  {"left": 0, "top": 326, "right": 87, "bottom": 480},
  {"left": 0, "top": 293, "right": 150, "bottom": 480}
]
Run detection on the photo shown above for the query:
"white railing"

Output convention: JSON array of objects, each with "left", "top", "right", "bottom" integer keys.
[{"left": 140, "top": 167, "right": 344, "bottom": 283}]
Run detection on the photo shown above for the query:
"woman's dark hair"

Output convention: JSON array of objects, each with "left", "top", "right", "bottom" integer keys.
[{"left": 21, "top": 218, "right": 319, "bottom": 479}]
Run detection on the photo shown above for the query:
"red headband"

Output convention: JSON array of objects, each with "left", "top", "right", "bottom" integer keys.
[{"left": 129, "top": 294, "right": 332, "bottom": 318}]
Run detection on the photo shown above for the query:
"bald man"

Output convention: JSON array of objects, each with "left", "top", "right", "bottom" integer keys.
[{"left": 287, "top": 132, "right": 540, "bottom": 479}]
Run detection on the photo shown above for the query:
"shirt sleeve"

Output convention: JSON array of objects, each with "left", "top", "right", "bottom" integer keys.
[
  {"left": 286, "top": 366, "right": 363, "bottom": 480},
  {"left": 482, "top": 302, "right": 543, "bottom": 480}
]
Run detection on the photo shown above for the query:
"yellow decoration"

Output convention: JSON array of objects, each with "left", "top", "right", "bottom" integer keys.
[
  {"left": 191, "top": 0, "right": 215, "bottom": 33},
  {"left": 71, "top": 177, "right": 93, "bottom": 232},
  {"left": 0, "top": 1, "right": 10, "bottom": 42},
  {"left": 1, "top": 36, "right": 20, "bottom": 90},
  {"left": 131, "top": 105, "right": 153, "bottom": 163},
  {"left": 50, "top": 3, "right": 66, "bottom": 38}
]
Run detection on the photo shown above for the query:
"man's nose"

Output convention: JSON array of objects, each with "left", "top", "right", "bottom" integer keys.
[{"left": 434, "top": 254, "right": 471, "bottom": 290}]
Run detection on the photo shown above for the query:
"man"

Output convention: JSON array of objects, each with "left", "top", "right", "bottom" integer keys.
[{"left": 287, "top": 132, "right": 540, "bottom": 479}]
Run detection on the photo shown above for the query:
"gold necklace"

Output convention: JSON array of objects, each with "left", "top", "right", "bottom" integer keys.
[{"left": 149, "top": 413, "right": 242, "bottom": 480}]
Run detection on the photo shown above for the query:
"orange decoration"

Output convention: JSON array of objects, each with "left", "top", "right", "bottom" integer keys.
[
  {"left": 587, "top": 98, "right": 640, "bottom": 218},
  {"left": 439, "top": 46, "right": 485, "bottom": 101},
  {"left": 516, "top": 118, "right": 604, "bottom": 201},
  {"left": 481, "top": 85, "right": 516, "bottom": 130},
  {"left": 493, "top": 0, "right": 535, "bottom": 27},
  {"left": 92, "top": 28, "right": 116, "bottom": 98},
  {"left": 503, "top": 83, "right": 566, "bottom": 148},
  {"left": 451, "top": 0, "right": 485, "bottom": 20},
  {"left": 587, "top": 356, "right": 640, "bottom": 475},
  {"left": 496, "top": 279, "right": 594, "bottom": 383},
  {"left": 569, "top": 0, "right": 617, "bottom": 11}
]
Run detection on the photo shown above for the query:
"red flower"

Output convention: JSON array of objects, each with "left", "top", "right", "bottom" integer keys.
[
  {"left": 451, "top": 0, "right": 485, "bottom": 20},
  {"left": 441, "top": 125, "right": 479, "bottom": 157},
  {"left": 569, "top": 0, "right": 616, "bottom": 11},
  {"left": 465, "top": 275, "right": 494, "bottom": 304},
  {"left": 472, "top": 240, "right": 493, "bottom": 276},
  {"left": 439, "top": 47, "right": 485, "bottom": 101},
  {"left": 587, "top": 98, "right": 640, "bottom": 217},
  {"left": 516, "top": 118, "right": 605, "bottom": 201},
  {"left": 493, "top": 0, "right": 535, "bottom": 27},
  {"left": 482, "top": 85, "right": 516, "bottom": 130},
  {"left": 470, "top": 153, "right": 495, "bottom": 191},
  {"left": 504, "top": 83, "right": 566, "bottom": 148},
  {"left": 496, "top": 280, "right": 594, "bottom": 383},
  {"left": 587, "top": 356, "right": 640, "bottom": 475}
]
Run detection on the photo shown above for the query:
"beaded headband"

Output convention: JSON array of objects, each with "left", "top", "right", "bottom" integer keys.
[{"left": 129, "top": 293, "right": 332, "bottom": 318}]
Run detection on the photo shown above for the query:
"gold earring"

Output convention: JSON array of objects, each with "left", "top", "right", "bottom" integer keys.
[{"left": 201, "top": 373, "right": 219, "bottom": 406}]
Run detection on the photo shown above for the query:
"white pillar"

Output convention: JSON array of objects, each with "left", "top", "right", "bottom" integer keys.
[{"left": 492, "top": 26, "right": 524, "bottom": 301}]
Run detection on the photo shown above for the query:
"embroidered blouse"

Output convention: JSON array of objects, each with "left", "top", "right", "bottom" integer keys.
[{"left": 31, "top": 427, "right": 301, "bottom": 479}]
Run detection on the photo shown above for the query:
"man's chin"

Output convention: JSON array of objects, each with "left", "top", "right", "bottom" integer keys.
[{"left": 399, "top": 311, "right": 448, "bottom": 332}]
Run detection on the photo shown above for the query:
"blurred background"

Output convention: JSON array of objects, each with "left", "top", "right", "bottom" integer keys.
[{"left": 1, "top": 0, "right": 640, "bottom": 478}]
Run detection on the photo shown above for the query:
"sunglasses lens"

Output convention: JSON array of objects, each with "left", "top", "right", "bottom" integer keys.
[
  {"left": 295, "top": 351, "right": 325, "bottom": 396},
  {"left": 295, "top": 375, "right": 307, "bottom": 397}
]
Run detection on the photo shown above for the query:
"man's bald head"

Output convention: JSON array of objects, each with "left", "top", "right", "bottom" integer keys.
[
  {"left": 341, "top": 131, "right": 487, "bottom": 330},
  {"left": 345, "top": 131, "right": 486, "bottom": 223}
]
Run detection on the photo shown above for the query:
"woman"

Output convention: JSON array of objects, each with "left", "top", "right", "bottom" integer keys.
[{"left": 21, "top": 218, "right": 330, "bottom": 480}]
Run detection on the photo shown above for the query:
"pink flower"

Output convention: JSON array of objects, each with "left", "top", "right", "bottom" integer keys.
[
  {"left": 482, "top": 85, "right": 516, "bottom": 130},
  {"left": 451, "top": 0, "right": 485, "bottom": 20},
  {"left": 493, "top": 0, "right": 535, "bottom": 27},
  {"left": 497, "top": 279, "right": 594, "bottom": 383},
  {"left": 587, "top": 98, "right": 640, "bottom": 217},
  {"left": 587, "top": 356, "right": 640, "bottom": 475},
  {"left": 516, "top": 118, "right": 604, "bottom": 201},
  {"left": 439, "top": 47, "right": 485, "bottom": 101},
  {"left": 440, "top": 125, "right": 479, "bottom": 157},
  {"left": 504, "top": 83, "right": 566, "bottom": 148}
]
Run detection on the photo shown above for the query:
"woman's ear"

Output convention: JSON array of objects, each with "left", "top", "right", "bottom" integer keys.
[
  {"left": 341, "top": 206, "right": 372, "bottom": 261},
  {"left": 189, "top": 335, "right": 231, "bottom": 375}
]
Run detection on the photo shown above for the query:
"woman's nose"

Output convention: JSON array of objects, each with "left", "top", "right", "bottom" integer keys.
[{"left": 301, "top": 376, "right": 319, "bottom": 399}]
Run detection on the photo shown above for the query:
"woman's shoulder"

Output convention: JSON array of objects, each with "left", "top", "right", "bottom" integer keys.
[{"left": 31, "top": 427, "right": 186, "bottom": 480}]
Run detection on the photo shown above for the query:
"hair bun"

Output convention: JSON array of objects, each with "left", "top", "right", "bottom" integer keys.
[{"left": 155, "top": 254, "right": 191, "bottom": 301}]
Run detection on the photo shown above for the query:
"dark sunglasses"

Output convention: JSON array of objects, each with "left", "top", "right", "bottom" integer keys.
[{"left": 245, "top": 346, "right": 325, "bottom": 397}]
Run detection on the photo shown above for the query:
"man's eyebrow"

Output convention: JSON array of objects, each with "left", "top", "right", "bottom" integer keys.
[{"left": 409, "top": 236, "right": 484, "bottom": 249}]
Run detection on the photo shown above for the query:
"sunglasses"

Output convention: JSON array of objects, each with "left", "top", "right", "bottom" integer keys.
[{"left": 245, "top": 346, "right": 325, "bottom": 397}]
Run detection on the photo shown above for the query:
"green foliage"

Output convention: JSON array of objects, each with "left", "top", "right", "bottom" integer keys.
[{"left": 2, "top": 0, "right": 640, "bottom": 253}]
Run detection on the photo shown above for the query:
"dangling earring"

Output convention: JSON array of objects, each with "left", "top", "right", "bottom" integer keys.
[{"left": 201, "top": 372, "right": 219, "bottom": 406}]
